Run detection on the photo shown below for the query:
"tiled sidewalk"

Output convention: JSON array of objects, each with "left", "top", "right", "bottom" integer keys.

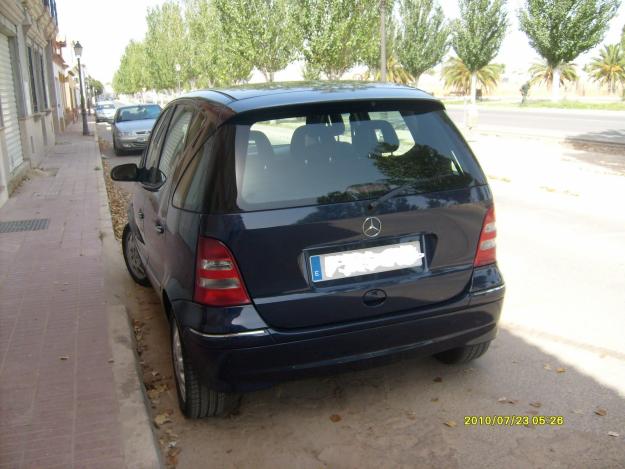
[{"left": 0, "top": 122, "right": 126, "bottom": 468}]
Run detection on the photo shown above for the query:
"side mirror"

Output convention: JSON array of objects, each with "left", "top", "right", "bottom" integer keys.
[{"left": 111, "top": 163, "right": 139, "bottom": 182}]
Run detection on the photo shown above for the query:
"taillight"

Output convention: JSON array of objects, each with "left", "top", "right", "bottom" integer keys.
[
  {"left": 474, "top": 206, "right": 497, "bottom": 267},
  {"left": 194, "top": 237, "right": 251, "bottom": 307}
]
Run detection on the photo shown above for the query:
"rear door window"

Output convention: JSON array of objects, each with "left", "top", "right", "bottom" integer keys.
[{"left": 233, "top": 105, "right": 484, "bottom": 211}]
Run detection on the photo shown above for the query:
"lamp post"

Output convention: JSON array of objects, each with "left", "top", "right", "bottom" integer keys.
[{"left": 74, "top": 41, "right": 89, "bottom": 135}]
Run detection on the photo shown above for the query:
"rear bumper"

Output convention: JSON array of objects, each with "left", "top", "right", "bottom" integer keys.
[{"left": 180, "top": 285, "right": 504, "bottom": 392}]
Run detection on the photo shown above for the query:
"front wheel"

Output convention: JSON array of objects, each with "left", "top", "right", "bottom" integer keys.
[
  {"left": 170, "top": 317, "right": 240, "bottom": 418},
  {"left": 434, "top": 341, "right": 491, "bottom": 365},
  {"left": 121, "top": 224, "right": 150, "bottom": 287}
]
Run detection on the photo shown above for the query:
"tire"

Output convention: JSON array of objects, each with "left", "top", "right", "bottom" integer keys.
[
  {"left": 113, "top": 138, "right": 123, "bottom": 156},
  {"left": 170, "top": 317, "right": 241, "bottom": 418},
  {"left": 434, "top": 341, "right": 491, "bottom": 365},
  {"left": 121, "top": 224, "right": 150, "bottom": 287}
]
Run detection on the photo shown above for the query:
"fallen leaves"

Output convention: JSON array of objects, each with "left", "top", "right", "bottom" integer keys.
[
  {"left": 59, "top": 355, "right": 69, "bottom": 361},
  {"left": 444, "top": 420, "right": 457, "bottom": 428},
  {"left": 556, "top": 367, "right": 567, "bottom": 373},
  {"left": 497, "top": 397, "right": 518, "bottom": 404},
  {"left": 594, "top": 408, "right": 607, "bottom": 417},
  {"left": 329, "top": 414, "right": 342, "bottom": 423},
  {"left": 607, "top": 431, "right": 619, "bottom": 438},
  {"left": 102, "top": 159, "right": 132, "bottom": 240},
  {"left": 543, "top": 364, "right": 552, "bottom": 371},
  {"left": 433, "top": 377, "right": 443, "bottom": 383},
  {"left": 154, "top": 410, "right": 173, "bottom": 428},
  {"left": 529, "top": 402, "right": 542, "bottom": 408}
]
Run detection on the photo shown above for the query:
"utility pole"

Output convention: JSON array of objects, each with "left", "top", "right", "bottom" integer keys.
[{"left": 380, "top": 0, "right": 387, "bottom": 83}]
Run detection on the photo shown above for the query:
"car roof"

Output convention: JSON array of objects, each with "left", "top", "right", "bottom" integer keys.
[
  {"left": 116, "top": 103, "right": 161, "bottom": 110},
  {"left": 182, "top": 81, "right": 438, "bottom": 114}
]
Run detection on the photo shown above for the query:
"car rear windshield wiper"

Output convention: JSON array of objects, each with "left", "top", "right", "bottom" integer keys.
[{"left": 367, "top": 174, "right": 454, "bottom": 212}]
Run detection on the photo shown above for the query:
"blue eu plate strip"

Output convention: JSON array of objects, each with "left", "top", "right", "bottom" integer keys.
[{"left": 310, "top": 255, "right": 323, "bottom": 282}]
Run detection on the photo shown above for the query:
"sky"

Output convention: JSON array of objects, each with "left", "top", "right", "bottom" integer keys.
[{"left": 56, "top": 0, "right": 625, "bottom": 85}]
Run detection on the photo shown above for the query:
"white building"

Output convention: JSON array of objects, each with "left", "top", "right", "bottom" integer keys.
[{"left": 0, "top": 0, "right": 60, "bottom": 207}]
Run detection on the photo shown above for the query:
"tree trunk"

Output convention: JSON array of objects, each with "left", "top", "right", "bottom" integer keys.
[
  {"left": 551, "top": 65, "right": 561, "bottom": 102},
  {"left": 380, "top": 0, "right": 387, "bottom": 83},
  {"left": 413, "top": 74, "right": 421, "bottom": 89},
  {"left": 470, "top": 71, "right": 478, "bottom": 104}
]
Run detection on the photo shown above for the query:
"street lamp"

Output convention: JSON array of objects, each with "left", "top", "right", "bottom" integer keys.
[{"left": 73, "top": 41, "right": 89, "bottom": 136}]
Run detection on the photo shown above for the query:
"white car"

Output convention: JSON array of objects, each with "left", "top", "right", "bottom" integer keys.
[{"left": 95, "top": 101, "right": 116, "bottom": 123}]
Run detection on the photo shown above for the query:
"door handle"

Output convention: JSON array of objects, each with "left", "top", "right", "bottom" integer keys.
[
  {"left": 154, "top": 224, "right": 164, "bottom": 234},
  {"left": 138, "top": 209, "right": 144, "bottom": 219}
]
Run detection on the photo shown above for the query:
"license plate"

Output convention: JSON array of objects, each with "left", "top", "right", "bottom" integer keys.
[{"left": 309, "top": 241, "right": 424, "bottom": 283}]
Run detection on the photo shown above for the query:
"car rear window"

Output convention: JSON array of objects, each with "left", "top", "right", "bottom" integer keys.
[{"left": 233, "top": 104, "right": 485, "bottom": 211}]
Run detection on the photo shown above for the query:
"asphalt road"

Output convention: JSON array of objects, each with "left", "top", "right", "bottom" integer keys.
[
  {"left": 446, "top": 106, "right": 625, "bottom": 145},
  {"left": 98, "top": 122, "right": 625, "bottom": 468}
]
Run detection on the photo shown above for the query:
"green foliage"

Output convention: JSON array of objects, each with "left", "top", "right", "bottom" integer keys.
[
  {"left": 185, "top": 0, "right": 252, "bottom": 87},
  {"left": 112, "top": 40, "right": 150, "bottom": 94},
  {"left": 364, "top": 55, "right": 415, "bottom": 84},
  {"left": 518, "top": 0, "right": 620, "bottom": 68},
  {"left": 296, "top": 0, "right": 379, "bottom": 79},
  {"left": 529, "top": 61, "right": 578, "bottom": 87},
  {"left": 87, "top": 76, "right": 104, "bottom": 96},
  {"left": 214, "top": 0, "right": 302, "bottom": 82},
  {"left": 585, "top": 44, "right": 625, "bottom": 93},
  {"left": 451, "top": 0, "right": 508, "bottom": 73},
  {"left": 396, "top": 0, "right": 450, "bottom": 84},
  {"left": 144, "top": 1, "right": 188, "bottom": 90},
  {"left": 442, "top": 57, "right": 505, "bottom": 93}
]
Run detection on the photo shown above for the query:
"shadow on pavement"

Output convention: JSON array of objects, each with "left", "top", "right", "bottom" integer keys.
[{"left": 117, "top": 266, "right": 625, "bottom": 468}]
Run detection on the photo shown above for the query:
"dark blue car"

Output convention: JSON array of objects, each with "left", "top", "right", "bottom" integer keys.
[{"left": 111, "top": 82, "right": 504, "bottom": 418}]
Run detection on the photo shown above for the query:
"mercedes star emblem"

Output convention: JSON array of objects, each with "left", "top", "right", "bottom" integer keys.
[{"left": 362, "top": 216, "right": 382, "bottom": 238}]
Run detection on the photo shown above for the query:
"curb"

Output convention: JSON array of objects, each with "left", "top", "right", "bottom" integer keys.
[
  {"left": 94, "top": 123, "right": 163, "bottom": 469},
  {"left": 463, "top": 127, "right": 625, "bottom": 152}
]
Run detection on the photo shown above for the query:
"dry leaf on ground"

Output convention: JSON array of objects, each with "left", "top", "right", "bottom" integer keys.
[
  {"left": 154, "top": 413, "right": 172, "bottom": 427},
  {"left": 556, "top": 367, "right": 567, "bottom": 373},
  {"left": 594, "top": 408, "right": 607, "bottom": 416},
  {"left": 529, "top": 401, "right": 542, "bottom": 408},
  {"left": 330, "top": 414, "right": 342, "bottom": 423},
  {"left": 607, "top": 431, "right": 619, "bottom": 437},
  {"left": 444, "top": 420, "right": 457, "bottom": 428},
  {"left": 433, "top": 377, "right": 443, "bottom": 383},
  {"left": 543, "top": 364, "right": 552, "bottom": 370},
  {"left": 59, "top": 356, "right": 69, "bottom": 360}
]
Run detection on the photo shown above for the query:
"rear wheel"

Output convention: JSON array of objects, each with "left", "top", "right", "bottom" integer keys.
[
  {"left": 434, "top": 341, "right": 491, "bottom": 365},
  {"left": 122, "top": 224, "right": 150, "bottom": 287},
  {"left": 170, "top": 317, "right": 240, "bottom": 418}
]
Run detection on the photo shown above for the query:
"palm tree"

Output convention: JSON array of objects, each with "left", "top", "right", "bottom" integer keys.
[
  {"left": 365, "top": 55, "right": 415, "bottom": 85},
  {"left": 441, "top": 57, "right": 504, "bottom": 95},
  {"left": 529, "top": 61, "right": 578, "bottom": 88},
  {"left": 585, "top": 44, "right": 625, "bottom": 94}
]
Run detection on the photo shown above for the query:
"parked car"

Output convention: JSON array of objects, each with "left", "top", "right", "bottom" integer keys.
[
  {"left": 95, "top": 101, "right": 116, "bottom": 123},
  {"left": 111, "top": 104, "right": 162, "bottom": 155},
  {"left": 111, "top": 82, "right": 504, "bottom": 418}
]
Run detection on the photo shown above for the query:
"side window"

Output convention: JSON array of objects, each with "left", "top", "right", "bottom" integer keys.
[
  {"left": 143, "top": 107, "right": 172, "bottom": 184},
  {"left": 158, "top": 107, "right": 194, "bottom": 182}
]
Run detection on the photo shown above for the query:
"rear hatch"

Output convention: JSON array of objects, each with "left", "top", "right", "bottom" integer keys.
[{"left": 203, "top": 100, "right": 490, "bottom": 330}]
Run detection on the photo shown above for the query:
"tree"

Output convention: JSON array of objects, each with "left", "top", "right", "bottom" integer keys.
[
  {"left": 518, "top": 0, "right": 620, "bottom": 101},
  {"left": 185, "top": 0, "right": 252, "bottom": 87},
  {"left": 451, "top": 0, "right": 507, "bottom": 103},
  {"left": 296, "top": 0, "right": 379, "bottom": 79},
  {"left": 585, "top": 44, "right": 625, "bottom": 93},
  {"left": 442, "top": 57, "right": 504, "bottom": 94},
  {"left": 87, "top": 77, "right": 104, "bottom": 96},
  {"left": 144, "top": 1, "right": 188, "bottom": 91},
  {"left": 364, "top": 55, "right": 415, "bottom": 84},
  {"left": 396, "top": 0, "right": 451, "bottom": 87},
  {"left": 529, "top": 61, "right": 578, "bottom": 88},
  {"left": 214, "top": 0, "right": 302, "bottom": 82},
  {"left": 112, "top": 40, "right": 150, "bottom": 94}
]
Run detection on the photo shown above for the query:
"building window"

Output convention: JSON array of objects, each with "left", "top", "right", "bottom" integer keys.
[{"left": 27, "top": 46, "right": 48, "bottom": 113}]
